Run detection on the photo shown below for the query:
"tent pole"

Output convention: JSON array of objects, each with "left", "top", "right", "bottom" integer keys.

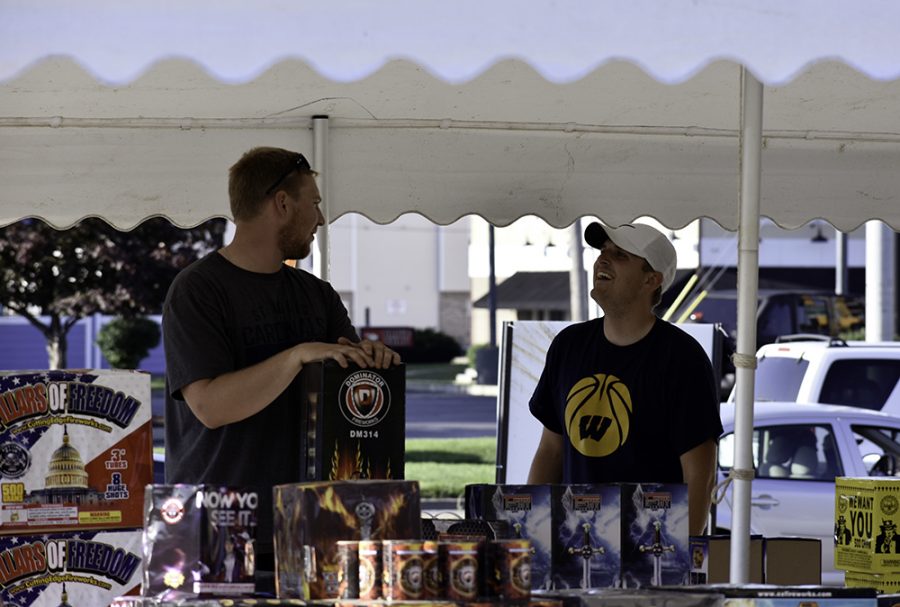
[
  {"left": 313, "top": 115, "right": 330, "bottom": 281},
  {"left": 865, "top": 221, "right": 897, "bottom": 341},
  {"left": 729, "top": 67, "right": 762, "bottom": 584},
  {"left": 569, "top": 218, "right": 587, "bottom": 322}
]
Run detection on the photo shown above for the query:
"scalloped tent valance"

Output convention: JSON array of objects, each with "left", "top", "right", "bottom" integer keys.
[{"left": 1, "top": 0, "right": 900, "bottom": 230}]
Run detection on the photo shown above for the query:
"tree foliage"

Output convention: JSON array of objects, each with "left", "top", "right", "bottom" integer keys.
[
  {"left": 96, "top": 316, "right": 162, "bottom": 369},
  {"left": 0, "top": 217, "right": 226, "bottom": 368}
]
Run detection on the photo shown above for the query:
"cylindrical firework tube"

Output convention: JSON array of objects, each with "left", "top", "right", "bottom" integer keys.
[
  {"left": 336, "top": 540, "right": 359, "bottom": 599},
  {"left": 422, "top": 540, "right": 441, "bottom": 599},
  {"left": 382, "top": 540, "right": 424, "bottom": 600},
  {"left": 491, "top": 538, "right": 532, "bottom": 600},
  {"left": 358, "top": 540, "right": 382, "bottom": 600},
  {"left": 440, "top": 540, "right": 480, "bottom": 601}
]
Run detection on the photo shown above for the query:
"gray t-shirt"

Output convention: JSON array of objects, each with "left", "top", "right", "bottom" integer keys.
[{"left": 162, "top": 251, "right": 357, "bottom": 554}]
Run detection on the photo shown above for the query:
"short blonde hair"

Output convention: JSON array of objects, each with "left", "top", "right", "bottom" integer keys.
[{"left": 228, "top": 147, "right": 316, "bottom": 221}]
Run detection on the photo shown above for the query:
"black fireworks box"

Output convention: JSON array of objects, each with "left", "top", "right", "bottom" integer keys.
[
  {"left": 466, "top": 482, "right": 689, "bottom": 590},
  {"left": 0, "top": 369, "right": 152, "bottom": 534},
  {"left": 466, "top": 483, "right": 624, "bottom": 591},
  {"left": 299, "top": 361, "right": 405, "bottom": 481},
  {"left": 142, "top": 484, "right": 259, "bottom": 600},
  {"left": 617, "top": 482, "right": 689, "bottom": 588},
  {"left": 465, "top": 484, "right": 554, "bottom": 590},
  {"left": 272, "top": 479, "right": 421, "bottom": 600},
  {"left": 0, "top": 527, "right": 142, "bottom": 606}
]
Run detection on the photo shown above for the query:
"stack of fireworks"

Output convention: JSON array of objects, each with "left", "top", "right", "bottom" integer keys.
[
  {"left": 0, "top": 369, "right": 151, "bottom": 606},
  {"left": 273, "top": 479, "right": 422, "bottom": 600},
  {"left": 465, "top": 482, "right": 690, "bottom": 590},
  {"left": 836, "top": 477, "right": 900, "bottom": 593},
  {"left": 141, "top": 484, "right": 259, "bottom": 601},
  {"left": 327, "top": 536, "right": 533, "bottom": 603}
]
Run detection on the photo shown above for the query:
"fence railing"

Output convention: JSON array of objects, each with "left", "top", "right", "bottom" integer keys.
[{"left": 0, "top": 314, "right": 165, "bottom": 374}]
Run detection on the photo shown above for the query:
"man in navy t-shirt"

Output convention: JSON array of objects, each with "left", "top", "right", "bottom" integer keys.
[{"left": 528, "top": 221, "right": 722, "bottom": 535}]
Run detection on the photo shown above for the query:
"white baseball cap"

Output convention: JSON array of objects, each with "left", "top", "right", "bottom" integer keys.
[{"left": 584, "top": 222, "right": 677, "bottom": 293}]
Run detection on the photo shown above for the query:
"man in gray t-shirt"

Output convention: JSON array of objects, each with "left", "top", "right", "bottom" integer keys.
[{"left": 163, "top": 147, "right": 400, "bottom": 578}]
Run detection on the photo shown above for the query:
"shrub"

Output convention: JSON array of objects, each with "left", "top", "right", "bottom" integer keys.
[
  {"left": 96, "top": 317, "right": 161, "bottom": 369},
  {"left": 395, "top": 328, "right": 463, "bottom": 364}
]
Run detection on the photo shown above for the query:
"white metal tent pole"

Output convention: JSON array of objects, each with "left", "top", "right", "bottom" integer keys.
[
  {"left": 865, "top": 221, "right": 897, "bottom": 341},
  {"left": 569, "top": 218, "right": 587, "bottom": 322},
  {"left": 729, "top": 67, "right": 762, "bottom": 584},
  {"left": 313, "top": 115, "right": 330, "bottom": 281}
]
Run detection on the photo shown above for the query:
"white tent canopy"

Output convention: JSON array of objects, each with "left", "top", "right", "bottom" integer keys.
[
  {"left": 3, "top": 0, "right": 900, "bottom": 585},
  {"left": 2, "top": 0, "right": 900, "bottom": 230}
]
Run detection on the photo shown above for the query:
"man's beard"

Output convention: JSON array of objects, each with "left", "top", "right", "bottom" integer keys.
[{"left": 278, "top": 222, "right": 311, "bottom": 261}]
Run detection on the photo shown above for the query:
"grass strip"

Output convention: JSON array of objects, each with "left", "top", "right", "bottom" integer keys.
[
  {"left": 405, "top": 437, "right": 496, "bottom": 498},
  {"left": 155, "top": 435, "right": 497, "bottom": 499}
]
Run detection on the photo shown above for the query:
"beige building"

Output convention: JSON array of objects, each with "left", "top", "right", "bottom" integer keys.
[
  {"left": 319, "top": 214, "right": 700, "bottom": 350},
  {"left": 326, "top": 214, "right": 471, "bottom": 349}
]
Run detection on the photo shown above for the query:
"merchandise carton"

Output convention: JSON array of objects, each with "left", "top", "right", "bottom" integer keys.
[
  {"left": 764, "top": 536, "right": 821, "bottom": 585},
  {"left": 465, "top": 482, "right": 689, "bottom": 590},
  {"left": 835, "top": 477, "right": 900, "bottom": 573},
  {"left": 688, "top": 534, "right": 764, "bottom": 584},
  {"left": 142, "top": 484, "right": 259, "bottom": 600},
  {"left": 273, "top": 479, "right": 421, "bottom": 600},
  {"left": 0, "top": 369, "right": 152, "bottom": 534},
  {"left": 299, "top": 361, "right": 406, "bottom": 481},
  {"left": 0, "top": 527, "right": 142, "bottom": 606}
]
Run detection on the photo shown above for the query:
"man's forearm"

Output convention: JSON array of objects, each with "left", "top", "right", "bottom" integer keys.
[
  {"left": 182, "top": 346, "right": 305, "bottom": 428},
  {"left": 681, "top": 439, "right": 718, "bottom": 536}
]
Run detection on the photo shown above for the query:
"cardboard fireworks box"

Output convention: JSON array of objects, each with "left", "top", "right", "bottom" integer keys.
[
  {"left": 273, "top": 479, "right": 421, "bottom": 600},
  {"left": 551, "top": 484, "right": 623, "bottom": 590},
  {"left": 618, "top": 482, "right": 689, "bottom": 588},
  {"left": 0, "top": 527, "right": 142, "bottom": 606},
  {"left": 299, "top": 361, "right": 405, "bottom": 481},
  {"left": 466, "top": 482, "right": 689, "bottom": 590},
  {"left": 464, "top": 484, "right": 624, "bottom": 590},
  {"left": 764, "top": 536, "right": 821, "bottom": 585},
  {"left": 142, "top": 484, "right": 259, "bottom": 600},
  {"left": 0, "top": 369, "right": 152, "bottom": 534},
  {"left": 465, "top": 484, "right": 554, "bottom": 590},
  {"left": 835, "top": 477, "right": 900, "bottom": 573},
  {"left": 688, "top": 534, "right": 764, "bottom": 584}
]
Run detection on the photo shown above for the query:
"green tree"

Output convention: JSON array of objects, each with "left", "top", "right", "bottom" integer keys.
[{"left": 0, "top": 217, "right": 226, "bottom": 368}]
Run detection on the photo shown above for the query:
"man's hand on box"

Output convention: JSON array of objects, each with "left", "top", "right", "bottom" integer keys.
[{"left": 338, "top": 336, "right": 401, "bottom": 368}]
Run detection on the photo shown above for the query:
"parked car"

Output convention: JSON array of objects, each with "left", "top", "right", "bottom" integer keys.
[
  {"left": 685, "top": 290, "right": 864, "bottom": 350},
  {"left": 715, "top": 401, "right": 900, "bottom": 585},
  {"left": 727, "top": 335, "right": 900, "bottom": 415}
]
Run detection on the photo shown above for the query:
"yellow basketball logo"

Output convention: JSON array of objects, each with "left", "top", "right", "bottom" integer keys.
[{"left": 564, "top": 373, "right": 633, "bottom": 457}]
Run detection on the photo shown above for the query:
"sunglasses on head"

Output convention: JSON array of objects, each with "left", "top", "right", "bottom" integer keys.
[{"left": 264, "top": 154, "right": 312, "bottom": 196}]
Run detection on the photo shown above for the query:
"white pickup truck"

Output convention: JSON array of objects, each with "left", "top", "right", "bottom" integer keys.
[{"left": 727, "top": 335, "right": 900, "bottom": 415}]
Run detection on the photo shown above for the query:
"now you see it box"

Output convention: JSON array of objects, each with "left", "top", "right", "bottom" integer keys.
[{"left": 0, "top": 370, "right": 152, "bottom": 534}]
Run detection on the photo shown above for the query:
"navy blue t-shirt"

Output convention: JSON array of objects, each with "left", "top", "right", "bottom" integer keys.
[{"left": 529, "top": 318, "right": 723, "bottom": 484}]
